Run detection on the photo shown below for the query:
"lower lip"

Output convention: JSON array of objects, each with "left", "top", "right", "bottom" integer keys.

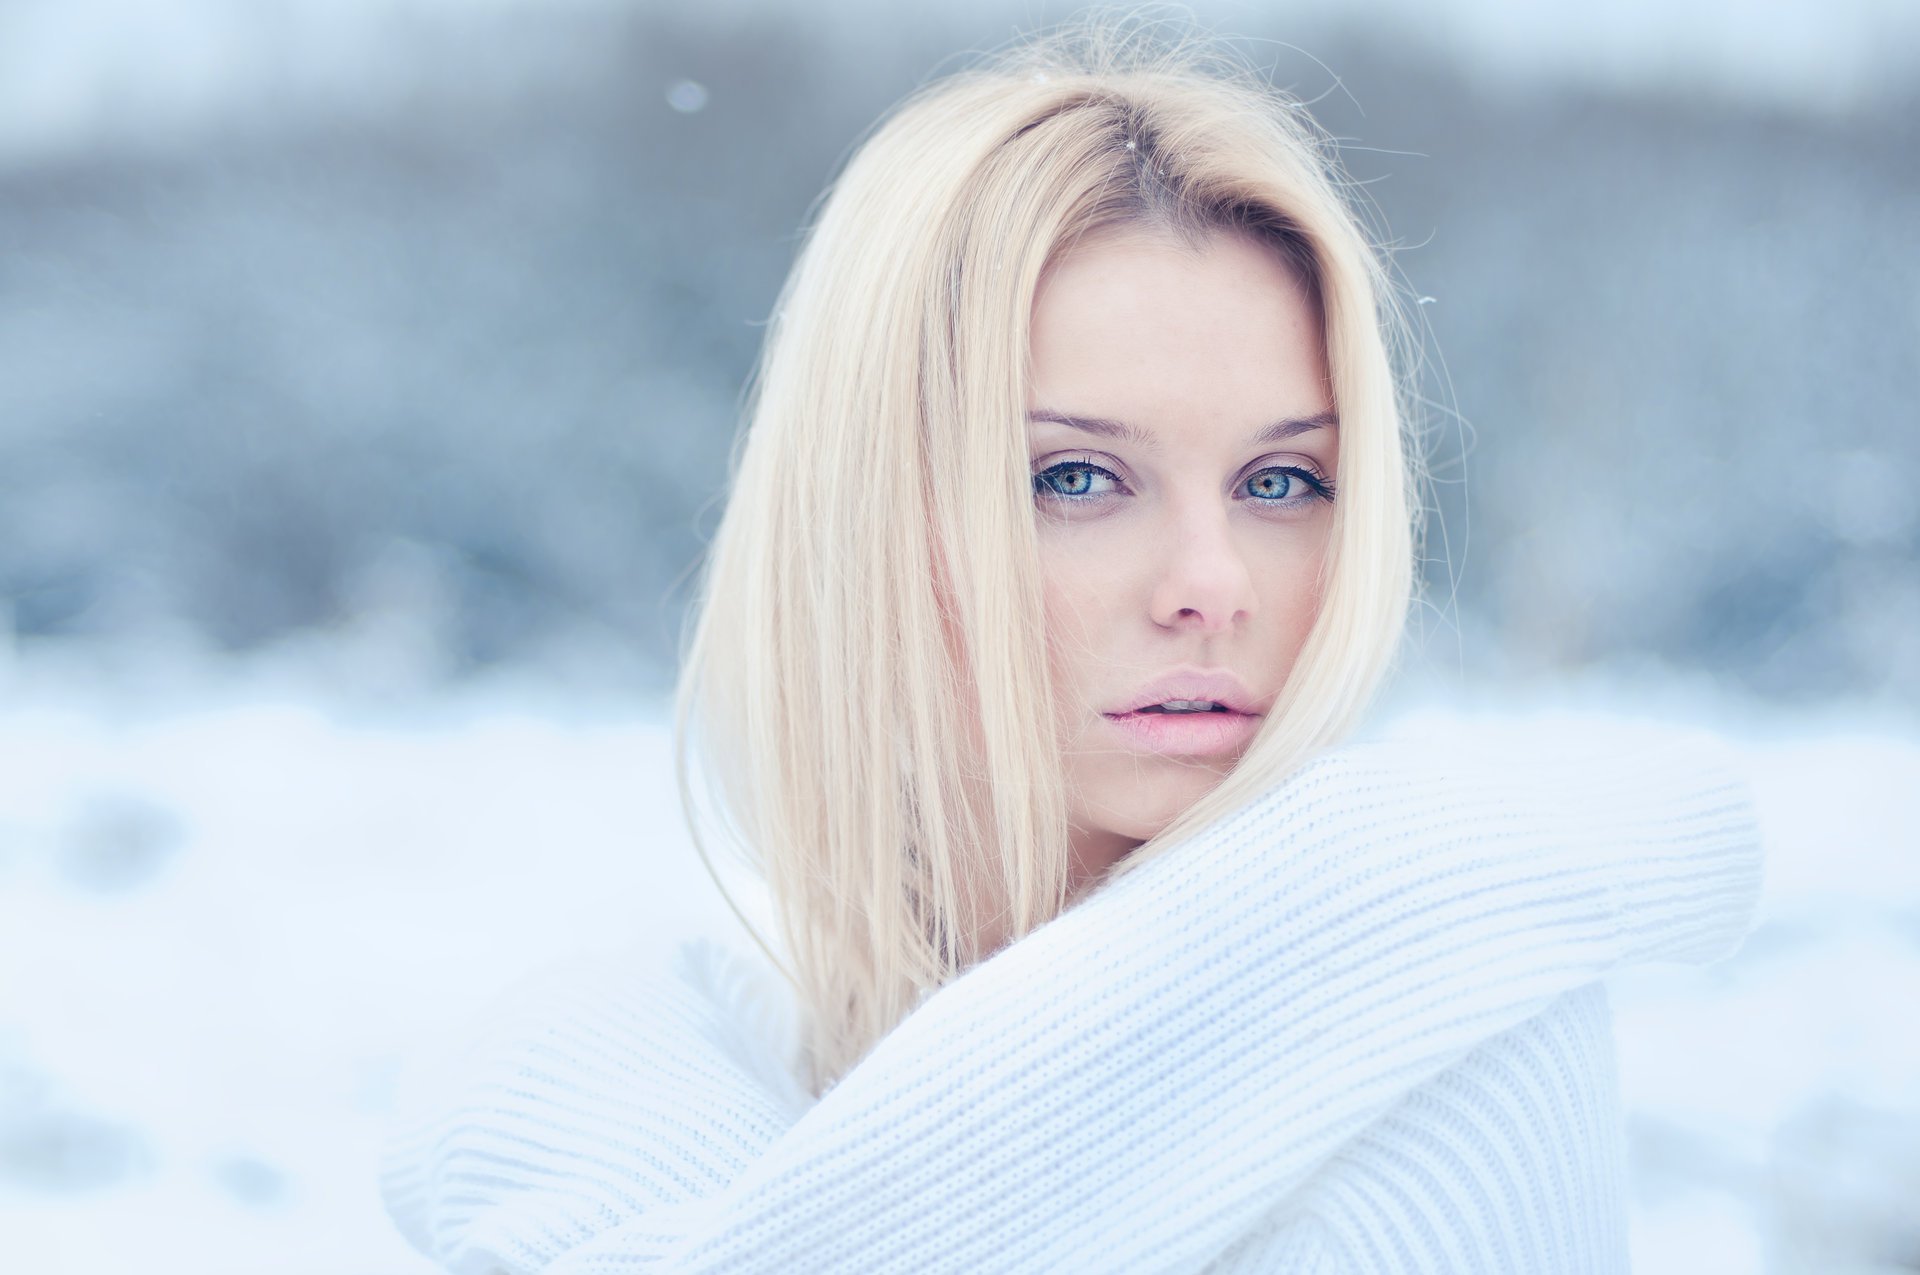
[{"left": 1101, "top": 710, "right": 1261, "bottom": 758}]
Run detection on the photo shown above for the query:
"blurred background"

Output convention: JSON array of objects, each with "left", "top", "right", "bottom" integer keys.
[{"left": 1, "top": 0, "right": 1915, "bottom": 1271}]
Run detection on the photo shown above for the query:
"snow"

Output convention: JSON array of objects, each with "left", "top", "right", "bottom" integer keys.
[
  {"left": 0, "top": 672, "right": 743, "bottom": 1273},
  {"left": 1, "top": 664, "right": 1915, "bottom": 1272}
]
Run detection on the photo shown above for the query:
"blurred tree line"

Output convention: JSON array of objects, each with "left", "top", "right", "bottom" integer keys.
[{"left": 2, "top": 5, "right": 1915, "bottom": 701}]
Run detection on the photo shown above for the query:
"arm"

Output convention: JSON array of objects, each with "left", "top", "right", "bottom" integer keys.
[
  {"left": 379, "top": 941, "right": 812, "bottom": 1274},
  {"left": 1213, "top": 983, "right": 1633, "bottom": 1274},
  {"left": 586, "top": 720, "right": 1759, "bottom": 1274}
]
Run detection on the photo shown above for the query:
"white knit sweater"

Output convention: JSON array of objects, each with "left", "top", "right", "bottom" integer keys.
[{"left": 381, "top": 717, "right": 1764, "bottom": 1273}]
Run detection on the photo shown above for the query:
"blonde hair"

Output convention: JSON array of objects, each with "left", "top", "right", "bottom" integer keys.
[{"left": 676, "top": 18, "right": 1419, "bottom": 1095}]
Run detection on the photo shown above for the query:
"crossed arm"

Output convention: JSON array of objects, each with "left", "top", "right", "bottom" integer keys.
[{"left": 383, "top": 718, "right": 1762, "bottom": 1273}]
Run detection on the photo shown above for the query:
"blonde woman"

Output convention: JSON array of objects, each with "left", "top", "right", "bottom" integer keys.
[{"left": 382, "top": 21, "right": 1761, "bottom": 1273}]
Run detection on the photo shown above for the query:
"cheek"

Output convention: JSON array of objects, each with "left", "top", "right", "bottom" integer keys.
[
  {"left": 1258, "top": 539, "right": 1328, "bottom": 654},
  {"left": 1035, "top": 527, "right": 1133, "bottom": 701}
]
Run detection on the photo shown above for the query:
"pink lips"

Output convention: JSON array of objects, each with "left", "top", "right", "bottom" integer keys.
[
  {"left": 1102, "top": 706, "right": 1262, "bottom": 758},
  {"left": 1100, "top": 668, "right": 1265, "bottom": 759}
]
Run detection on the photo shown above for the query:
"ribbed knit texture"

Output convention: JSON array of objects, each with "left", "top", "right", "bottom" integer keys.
[{"left": 381, "top": 718, "right": 1763, "bottom": 1273}]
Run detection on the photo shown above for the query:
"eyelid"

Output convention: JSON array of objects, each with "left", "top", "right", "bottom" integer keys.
[
  {"left": 1242, "top": 452, "right": 1329, "bottom": 481},
  {"left": 1033, "top": 449, "right": 1125, "bottom": 472}
]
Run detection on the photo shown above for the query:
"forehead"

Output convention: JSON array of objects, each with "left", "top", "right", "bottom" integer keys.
[{"left": 1027, "top": 227, "right": 1329, "bottom": 429}]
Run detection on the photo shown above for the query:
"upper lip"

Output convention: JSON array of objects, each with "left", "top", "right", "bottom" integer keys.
[{"left": 1106, "top": 668, "right": 1264, "bottom": 716}]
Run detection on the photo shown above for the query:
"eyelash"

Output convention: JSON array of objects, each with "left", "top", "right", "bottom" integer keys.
[{"left": 1031, "top": 456, "right": 1336, "bottom": 509}]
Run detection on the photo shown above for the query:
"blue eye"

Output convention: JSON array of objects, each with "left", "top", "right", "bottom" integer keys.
[
  {"left": 1243, "top": 466, "right": 1333, "bottom": 504},
  {"left": 1034, "top": 460, "right": 1121, "bottom": 500}
]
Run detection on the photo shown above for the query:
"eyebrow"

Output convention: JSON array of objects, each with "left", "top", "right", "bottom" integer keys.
[{"left": 1025, "top": 408, "right": 1338, "bottom": 447}]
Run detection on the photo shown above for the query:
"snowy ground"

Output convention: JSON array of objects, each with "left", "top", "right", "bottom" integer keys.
[{"left": 1, "top": 661, "right": 1916, "bottom": 1274}]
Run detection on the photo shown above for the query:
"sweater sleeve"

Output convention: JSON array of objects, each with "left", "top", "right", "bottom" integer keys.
[
  {"left": 554, "top": 718, "right": 1760, "bottom": 1275},
  {"left": 378, "top": 940, "right": 812, "bottom": 1274},
  {"left": 1207, "top": 982, "right": 1633, "bottom": 1274}
]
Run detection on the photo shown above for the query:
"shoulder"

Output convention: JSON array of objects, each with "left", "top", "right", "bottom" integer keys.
[{"left": 380, "top": 937, "right": 811, "bottom": 1270}]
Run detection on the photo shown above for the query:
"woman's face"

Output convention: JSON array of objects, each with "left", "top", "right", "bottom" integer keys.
[{"left": 1026, "top": 226, "right": 1337, "bottom": 888}]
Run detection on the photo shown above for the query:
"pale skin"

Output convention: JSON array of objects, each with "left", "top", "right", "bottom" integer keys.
[{"left": 1025, "top": 225, "right": 1338, "bottom": 891}]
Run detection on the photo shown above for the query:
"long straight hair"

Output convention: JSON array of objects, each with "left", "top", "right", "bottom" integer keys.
[{"left": 677, "top": 21, "right": 1419, "bottom": 1095}]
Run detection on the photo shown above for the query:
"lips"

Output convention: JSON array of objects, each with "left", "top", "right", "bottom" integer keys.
[{"left": 1101, "top": 669, "right": 1265, "bottom": 759}]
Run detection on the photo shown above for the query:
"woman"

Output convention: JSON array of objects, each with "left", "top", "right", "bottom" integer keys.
[{"left": 382, "top": 21, "right": 1761, "bottom": 1273}]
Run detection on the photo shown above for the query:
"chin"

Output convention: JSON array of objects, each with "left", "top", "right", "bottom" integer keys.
[{"left": 1078, "top": 755, "right": 1233, "bottom": 844}]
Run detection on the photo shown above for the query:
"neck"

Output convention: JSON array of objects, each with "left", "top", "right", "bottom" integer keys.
[{"left": 1068, "top": 827, "right": 1144, "bottom": 899}]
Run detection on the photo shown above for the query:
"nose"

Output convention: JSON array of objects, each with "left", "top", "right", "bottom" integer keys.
[{"left": 1147, "top": 505, "right": 1258, "bottom": 634}]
